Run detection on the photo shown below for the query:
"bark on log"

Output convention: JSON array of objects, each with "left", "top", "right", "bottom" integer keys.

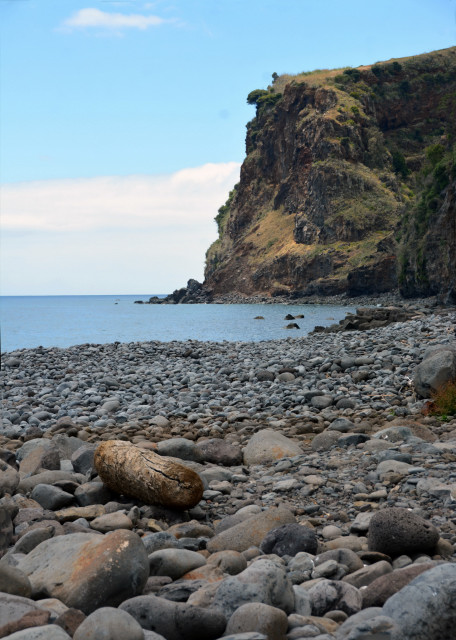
[{"left": 94, "top": 440, "right": 204, "bottom": 510}]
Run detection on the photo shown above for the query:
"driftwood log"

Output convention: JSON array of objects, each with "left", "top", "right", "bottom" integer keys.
[{"left": 94, "top": 440, "right": 204, "bottom": 510}]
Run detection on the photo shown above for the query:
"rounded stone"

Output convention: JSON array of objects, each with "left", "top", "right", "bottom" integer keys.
[
  {"left": 73, "top": 606, "right": 144, "bottom": 640},
  {"left": 307, "top": 579, "right": 362, "bottom": 617},
  {"left": 224, "top": 603, "right": 288, "bottom": 640},
  {"left": 243, "top": 430, "right": 303, "bottom": 466},
  {"left": 383, "top": 563, "right": 456, "bottom": 639},
  {"left": 196, "top": 439, "right": 243, "bottom": 466},
  {"left": 211, "top": 558, "right": 295, "bottom": 619},
  {"left": 120, "top": 594, "right": 226, "bottom": 640},
  {"left": 90, "top": 512, "right": 133, "bottom": 532},
  {"left": 207, "top": 507, "right": 296, "bottom": 553},
  {"left": 18, "top": 530, "right": 149, "bottom": 614},
  {"left": 368, "top": 507, "right": 439, "bottom": 557},
  {"left": 0, "top": 564, "right": 32, "bottom": 598},
  {"left": 30, "top": 485, "right": 74, "bottom": 511},
  {"left": 362, "top": 563, "right": 435, "bottom": 608},
  {"left": 206, "top": 550, "right": 247, "bottom": 575},
  {"left": 260, "top": 523, "right": 318, "bottom": 557},
  {"left": 156, "top": 438, "right": 203, "bottom": 462},
  {"left": 311, "top": 430, "right": 340, "bottom": 452},
  {"left": 148, "top": 549, "right": 206, "bottom": 580},
  {"left": 414, "top": 347, "right": 456, "bottom": 397}
]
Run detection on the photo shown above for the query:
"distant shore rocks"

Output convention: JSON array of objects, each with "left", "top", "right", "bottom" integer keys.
[{"left": 312, "top": 306, "right": 422, "bottom": 333}]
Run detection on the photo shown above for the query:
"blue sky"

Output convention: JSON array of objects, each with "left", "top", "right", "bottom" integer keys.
[{"left": 1, "top": 0, "right": 455, "bottom": 294}]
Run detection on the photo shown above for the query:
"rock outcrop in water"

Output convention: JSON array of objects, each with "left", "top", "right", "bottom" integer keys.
[{"left": 204, "top": 47, "right": 456, "bottom": 301}]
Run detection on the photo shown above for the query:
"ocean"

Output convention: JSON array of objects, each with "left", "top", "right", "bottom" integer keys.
[{"left": 0, "top": 295, "right": 357, "bottom": 352}]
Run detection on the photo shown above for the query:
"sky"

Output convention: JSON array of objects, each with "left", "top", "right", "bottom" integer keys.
[{"left": 1, "top": 0, "right": 455, "bottom": 295}]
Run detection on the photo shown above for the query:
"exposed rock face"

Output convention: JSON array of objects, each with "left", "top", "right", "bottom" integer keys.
[{"left": 204, "top": 47, "right": 456, "bottom": 300}]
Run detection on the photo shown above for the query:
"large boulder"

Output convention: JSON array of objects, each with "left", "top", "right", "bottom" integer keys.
[
  {"left": 94, "top": 440, "right": 204, "bottom": 509},
  {"left": 383, "top": 563, "right": 456, "bottom": 639},
  {"left": 367, "top": 507, "right": 439, "bottom": 557},
  {"left": 414, "top": 346, "right": 456, "bottom": 398},
  {"left": 17, "top": 530, "right": 149, "bottom": 614}
]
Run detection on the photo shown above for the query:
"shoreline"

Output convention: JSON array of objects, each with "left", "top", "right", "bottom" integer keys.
[{"left": 1, "top": 307, "right": 456, "bottom": 638}]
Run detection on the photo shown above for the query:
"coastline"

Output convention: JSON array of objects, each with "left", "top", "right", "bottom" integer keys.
[{"left": 1, "top": 306, "right": 456, "bottom": 637}]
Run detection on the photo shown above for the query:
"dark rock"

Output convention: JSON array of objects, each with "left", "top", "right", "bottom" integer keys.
[
  {"left": 260, "top": 523, "right": 318, "bottom": 557},
  {"left": 0, "top": 506, "right": 14, "bottom": 557},
  {"left": 256, "top": 370, "right": 275, "bottom": 382},
  {"left": 71, "top": 445, "right": 96, "bottom": 475},
  {"left": 307, "top": 579, "right": 362, "bottom": 617},
  {"left": 368, "top": 507, "right": 439, "bottom": 557},
  {"left": 196, "top": 439, "right": 243, "bottom": 466}
]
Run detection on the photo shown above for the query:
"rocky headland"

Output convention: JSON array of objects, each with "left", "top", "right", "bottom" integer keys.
[
  {"left": 1, "top": 305, "right": 456, "bottom": 639},
  {"left": 203, "top": 47, "right": 456, "bottom": 303}
]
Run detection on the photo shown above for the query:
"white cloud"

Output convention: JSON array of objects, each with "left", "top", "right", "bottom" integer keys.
[
  {"left": 2, "top": 162, "right": 240, "bottom": 232},
  {"left": 63, "top": 8, "right": 166, "bottom": 31},
  {"left": 1, "top": 162, "right": 240, "bottom": 295}
]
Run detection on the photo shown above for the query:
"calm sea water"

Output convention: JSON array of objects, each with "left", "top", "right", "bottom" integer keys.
[{"left": 0, "top": 295, "right": 357, "bottom": 352}]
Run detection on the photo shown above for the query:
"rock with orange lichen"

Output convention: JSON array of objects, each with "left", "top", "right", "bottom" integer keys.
[
  {"left": 17, "top": 530, "right": 149, "bottom": 614},
  {"left": 94, "top": 440, "right": 204, "bottom": 510}
]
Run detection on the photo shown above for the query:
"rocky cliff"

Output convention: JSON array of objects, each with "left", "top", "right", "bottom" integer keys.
[{"left": 204, "top": 47, "right": 456, "bottom": 301}]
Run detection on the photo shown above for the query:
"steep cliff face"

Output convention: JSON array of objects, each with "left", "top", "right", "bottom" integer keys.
[{"left": 204, "top": 47, "right": 456, "bottom": 298}]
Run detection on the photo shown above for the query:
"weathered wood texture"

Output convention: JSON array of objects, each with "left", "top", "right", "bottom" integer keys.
[{"left": 94, "top": 440, "right": 204, "bottom": 509}]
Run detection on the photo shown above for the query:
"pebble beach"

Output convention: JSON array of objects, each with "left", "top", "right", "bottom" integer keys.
[{"left": 1, "top": 302, "right": 456, "bottom": 640}]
